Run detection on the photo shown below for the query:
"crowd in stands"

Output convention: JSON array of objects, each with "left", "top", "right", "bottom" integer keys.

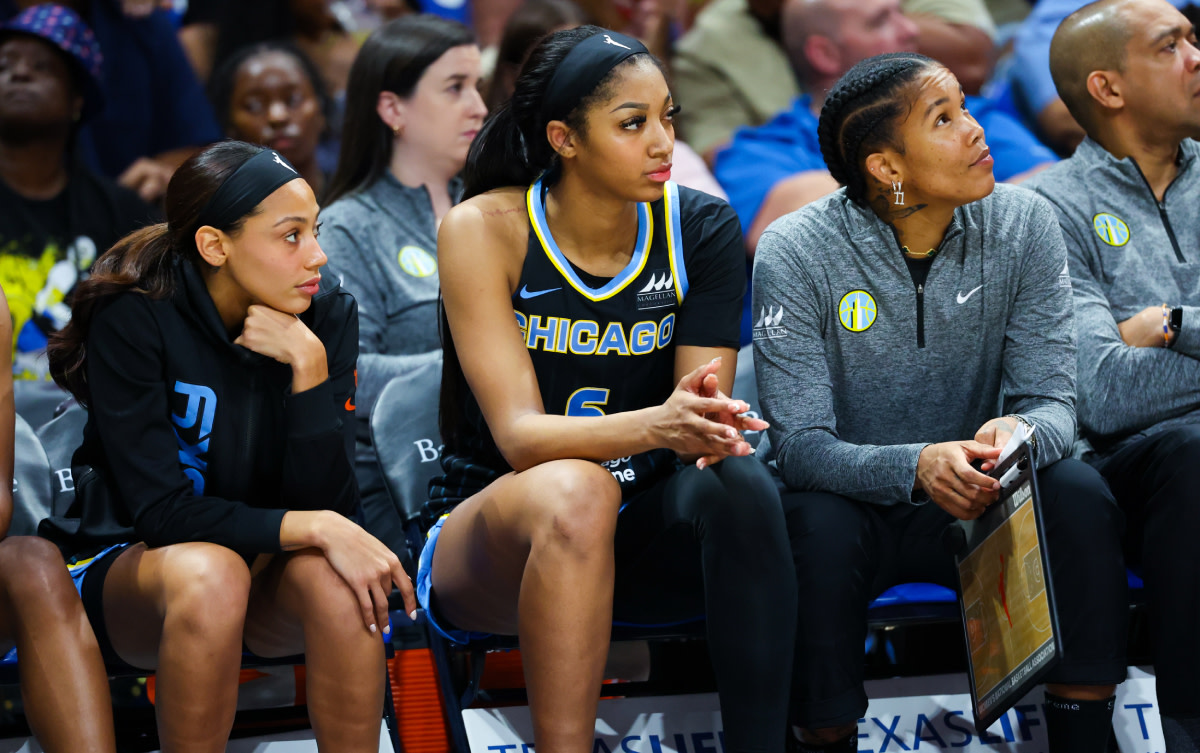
[{"left": 0, "top": 0, "right": 1199, "bottom": 751}]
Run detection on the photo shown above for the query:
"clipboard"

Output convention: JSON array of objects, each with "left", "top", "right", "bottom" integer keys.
[{"left": 952, "top": 441, "right": 1061, "bottom": 731}]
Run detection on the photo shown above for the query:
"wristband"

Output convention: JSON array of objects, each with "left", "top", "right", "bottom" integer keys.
[{"left": 1163, "top": 303, "right": 1171, "bottom": 347}]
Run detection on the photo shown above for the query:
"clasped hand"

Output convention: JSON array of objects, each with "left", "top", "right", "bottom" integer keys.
[{"left": 656, "top": 358, "right": 769, "bottom": 469}]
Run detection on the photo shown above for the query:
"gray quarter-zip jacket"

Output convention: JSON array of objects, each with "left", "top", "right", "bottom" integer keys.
[
  {"left": 321, "top": 173, "right": 462, "bottom": 414},
  {"left": 1024, "top": 138, "right": 1200, "bottom": 456},
  {"left": 753, "top": 184, "right": 1076, "bottom": 504}
]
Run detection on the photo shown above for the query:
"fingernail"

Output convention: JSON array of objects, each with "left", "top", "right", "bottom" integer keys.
[
  {"left": 369, "top": 624, "right": 377, "bottom": 633},
  {"left": 383, "top": 623, "right": 392, "bottom": 636},
  {"left": 409, "top": 610, "right": 417, "bottom": 621},
  {"left": 748, "top": 447, "right": 756, "bottom": 454}
]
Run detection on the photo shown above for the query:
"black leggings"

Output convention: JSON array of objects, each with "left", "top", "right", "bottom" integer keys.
[
  {"left": 781, "top": 458, "right": 1128, "bottom": 729},
  {"left": 613, "top": 456, "right": 797, "bottom": 753},
  {"left": 1098, "top": 425, "right": 1200, "bottom": 716}
]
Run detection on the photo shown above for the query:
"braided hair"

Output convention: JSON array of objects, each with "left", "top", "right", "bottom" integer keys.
[{"left": 818, "top": 52, "right": 940, "bottom": 207}]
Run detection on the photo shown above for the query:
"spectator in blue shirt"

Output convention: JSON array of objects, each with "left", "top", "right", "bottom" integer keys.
[{"left": 716, "top": 0, "right": 1059, "bottom": 253}]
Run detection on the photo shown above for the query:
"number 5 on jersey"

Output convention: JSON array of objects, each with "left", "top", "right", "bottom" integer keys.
[{"left": 566, "top": 387, "right": 611, "bottom": 417}]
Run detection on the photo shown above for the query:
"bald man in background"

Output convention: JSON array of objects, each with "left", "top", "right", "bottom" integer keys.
[
  {"left": 1024, "top": 1, "right": 1200, "bottom": 747},
  {"left": 672, "top": 0, "right": 1001, "bottom": 164},
  {"left": 714, "top": 0, "right": 1057, "bottom": 253}
]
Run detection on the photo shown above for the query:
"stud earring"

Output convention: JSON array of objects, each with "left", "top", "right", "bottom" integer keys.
[
  {"left": 892, "top": 180, "right": 904, "bottom": 206},
  {"left": 392, "top": 124, "right": 403, "bottom": 137}
]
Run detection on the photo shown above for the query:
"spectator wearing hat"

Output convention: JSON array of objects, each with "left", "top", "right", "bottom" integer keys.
[
  {"left": 0, "top": 3, "right": 155, "bottom": 396},
  {"left": 1, "top": 0, "right": 223, "bottom": 204}
]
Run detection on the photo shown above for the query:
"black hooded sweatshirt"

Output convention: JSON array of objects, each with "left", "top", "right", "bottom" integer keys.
[{"left": 41, "top": 259, "right": 359, "bottom": 560}]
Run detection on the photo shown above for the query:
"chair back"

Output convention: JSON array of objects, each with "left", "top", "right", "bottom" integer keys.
[
  {"left": 370, "top": 360, "right": 445, "bottom": 523},
  {"left": 12, "top": 414, "right": 51, "bottom": 536},
  {"left": 35, "top": 404, "right": 87, "bottom": 517}
]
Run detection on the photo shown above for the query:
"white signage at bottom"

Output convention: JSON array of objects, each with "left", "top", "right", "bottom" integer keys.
[{"left": 462, "top": 667, "right": 1165, "bottom": 753}]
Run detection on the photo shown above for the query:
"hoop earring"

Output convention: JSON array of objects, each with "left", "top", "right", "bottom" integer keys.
[{"left": 892, "top": 180, "right": 904, "bottom": 206}]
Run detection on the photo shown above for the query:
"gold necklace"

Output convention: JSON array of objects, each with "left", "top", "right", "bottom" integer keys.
[{"left": 902, "top": 246, "right": 938, "bottom": 259}]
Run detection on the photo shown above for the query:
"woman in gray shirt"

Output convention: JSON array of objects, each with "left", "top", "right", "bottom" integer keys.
[
  {"left": 753, "top": 52, "right": 1127, "bottom": 752},
  {"left": 319, "top": 15, "right": 487, "bottom": 555}
]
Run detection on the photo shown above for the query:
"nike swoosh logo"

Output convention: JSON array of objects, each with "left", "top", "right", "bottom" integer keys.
[
  {"left": 956, "top": 285, "right": 983, "bottom": 304},
  {"left": 519, "top": 285, "right": 561, "bottom": 299}
]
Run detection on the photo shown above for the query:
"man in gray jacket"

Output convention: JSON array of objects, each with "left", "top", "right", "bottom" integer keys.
[{"left": 1024, "top": 0, "right": 1200, "bottom": 746}]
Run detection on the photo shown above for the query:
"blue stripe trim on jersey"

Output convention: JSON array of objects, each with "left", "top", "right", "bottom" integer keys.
[
  {"left": 663, "top": 181, "right": 688, "bottom": 304},
  {"left": 526, "top": 177, "right": 653, "bottom": 302}
]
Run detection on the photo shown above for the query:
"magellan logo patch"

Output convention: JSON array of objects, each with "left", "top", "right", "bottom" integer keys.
[
  {"left": 398, "top": 246, "right": 437, "bottom": 277},
  {"left": 636, "top": 270, "right": 675, "bottom": 310},
  {"left": 1058, "top": 260, "right": 1071, "bottom": 288},
  {"left": 1092, "top": 213, "right": 1130, "bottom": 247},
  {"left": 752, "top": 305, "right": 786, "bottom": 340},
  {"left": 839, "top": 290, "right": 877, "bottom": 332}
]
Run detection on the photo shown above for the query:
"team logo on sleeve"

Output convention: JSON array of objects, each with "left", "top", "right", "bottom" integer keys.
[
  {"left": 752, "top": 305, "right": 787, "bottom": 340},
  {"left": 398, "top": 245, "right": 438, "bottom": 277},
  {"left": 838, "top": 290, "right": 877, "bottom": 332},
  {"left": 1092, "top": 213, "right": 1130, "bottom": 247}
]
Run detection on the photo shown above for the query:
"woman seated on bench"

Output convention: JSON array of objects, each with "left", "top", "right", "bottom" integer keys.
[
  {"left": 752, "top": 52, "right": 1129, "bottom": 752},
  {"left": 43, "top": 140, "right": 415, "bottom": 753},
  {"left": 420, "top": 26, "right": 797, "bottom": 753},
  {"left": 0, "top": 283, "right": 115, "bottom": 753}
]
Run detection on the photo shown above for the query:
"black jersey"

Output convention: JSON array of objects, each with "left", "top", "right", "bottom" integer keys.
[{"left": 426, "top": 179, "right": 745, "bottom": 527}]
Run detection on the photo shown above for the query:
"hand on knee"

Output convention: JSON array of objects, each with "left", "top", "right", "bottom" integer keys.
[{"left": 302, "top": 516, "right": 412, "bottom": 633}]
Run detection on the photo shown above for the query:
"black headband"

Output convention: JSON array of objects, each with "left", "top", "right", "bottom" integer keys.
[
  {"left": 540, "top": 30, "right": 648, "bottom": 122},
  {"left": 197, "top": 148, "right": 302, "bottom": 230}
]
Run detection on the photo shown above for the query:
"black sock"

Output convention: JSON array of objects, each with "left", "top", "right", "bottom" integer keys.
[
  {"left": 1043, "top": 692, "right": 1115, "bottom": 753},
  {"left": 1161, "top": 713, "right": 1200, "bottom": 752}
]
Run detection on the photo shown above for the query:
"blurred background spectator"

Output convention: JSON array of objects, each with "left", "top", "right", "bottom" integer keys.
[
  {"left": 0, "top": 0, "right": 221, "bottom": 205},
  {"left": 485, "top": 0, "right": 584, "bottom": 111},
  {"left": 320, "top": 15, "right": 484, "bottom": 558},
  {"left": 0, "top": 4, "right": 155, "bottom": 422},
  {"left": 208, "top": 41, "right": 335, "bottom": 195}
]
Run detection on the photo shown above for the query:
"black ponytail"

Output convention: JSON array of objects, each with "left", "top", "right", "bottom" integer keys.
[
  {"left": 462, "top": 24, "right": 659, "bottom": 200},
  {"left": 817, "top": 52, "right": 939, "bottom": 207}
]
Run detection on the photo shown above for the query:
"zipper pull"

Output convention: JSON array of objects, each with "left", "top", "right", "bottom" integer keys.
[{"left": 918, "top": 283, "right": 924, "bottom": 295}]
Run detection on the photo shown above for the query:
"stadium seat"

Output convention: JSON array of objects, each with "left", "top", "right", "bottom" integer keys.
[
  {"left": 34, "top": 402, "right": 86, "bottom": 517},
  {"left": 11, "top": 414, "right": 52, "bottom": 537},
  {"left": 369, "top": 356, "right": 446, "bottom": 561}
]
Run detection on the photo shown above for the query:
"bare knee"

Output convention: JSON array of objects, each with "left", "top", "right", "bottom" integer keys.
[
  {"left": 277, "top": 550, "right": 360, "bottom": 626},
  {"left": 526, "top": 460, "right": 621, "bottom": 554},
  {"left": 160, "top": 544, "right": 251, "bottom": 634}
]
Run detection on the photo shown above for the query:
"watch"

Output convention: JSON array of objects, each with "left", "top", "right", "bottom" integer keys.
[{"left": 1170, "top": 306, "right": 1183, "bottom": 346}]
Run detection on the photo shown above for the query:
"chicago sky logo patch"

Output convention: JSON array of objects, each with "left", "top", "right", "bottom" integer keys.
[
  {"left": 839, "top": 290, "right": 877, "bottom": 332},
  {"left": 1092, "top": 213, "right": 1130, "bottom": 247},
  {"left": 398, "top": 245, "right": 437, "bottom": 277}
]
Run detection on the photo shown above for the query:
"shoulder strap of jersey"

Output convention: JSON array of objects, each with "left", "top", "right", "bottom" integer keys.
[{"left": 663, "top": 180, "right": 689, "bottom": 304}]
